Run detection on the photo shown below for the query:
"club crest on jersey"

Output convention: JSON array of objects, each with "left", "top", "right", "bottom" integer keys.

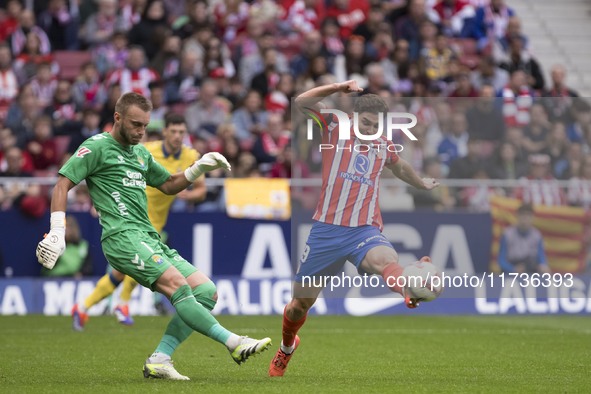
[
  {"left": 354, "top": 154, "right": 370, "bottom": 174},
  {"left": 152, "top": 255, "right": 164, "bottom": 265},
  {"left": 137, "top": 156, "right": 145, "bottom": 169},
  {"left": 76, "top": 147, "right": 91, "bottom": 158}
]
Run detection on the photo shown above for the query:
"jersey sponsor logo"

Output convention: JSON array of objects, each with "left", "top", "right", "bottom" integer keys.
[
  {"left": 338, "top": 171, "right": 374, "bottom": 186},
  {"left": 76, "top": 147, "right": 92, "bottom": 158},
  {"left": 353, "top": 154, "right": 370, "bottom": 174}
]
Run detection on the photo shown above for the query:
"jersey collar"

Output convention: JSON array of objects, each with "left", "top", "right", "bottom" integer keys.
[{"left": 162, "top": 142, "right": 181, "bottom": 159}]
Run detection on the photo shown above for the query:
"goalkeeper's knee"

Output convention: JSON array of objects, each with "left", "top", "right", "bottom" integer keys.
[{"left": 191, "top": 281, "right": 217, "bottom": 311}]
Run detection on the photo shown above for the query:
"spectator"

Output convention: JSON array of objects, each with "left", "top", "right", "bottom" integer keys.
[
  {"left": 473, "top": 0, "right": 515, "bottom": 50},
  {"left": 29, "top": 62, "right": 57, "bottom": 109},
  {"left": 567, "top": 155, "right": 591, "bottom": 209},
  {"left": 171, "top": 0, "right": 211, "bottom": 40},
  {"left": 203, "top": 36, "right": 236, "bottom": 80},
  {"left": 395, "top": 0, "right": 429, "bottom": 61},
  {"left": 438, "top": 112, "right": 470, "bottom": 166},
  {"left": 448, "top": 68, "right": 479, "bottom": 99},
  {"left": 9, "top": 9, "right": 51, "bottom": 56},
  {"left": 92, "top": 31, "right": 129, "bottom": 76},
  {"left": 232, "top": 90, "right": 268, "bottom": 143},
  {"left": 333, "top": 35, "right": 370, "bottom": 83},
  {"left": 25, "top": 115, "right": 59, "bottom": 171},
  {"left": 420, "top": 32, "right": 456, "bottom": 83},
  {"left": 127, "top": 0, "right": 169, "bottom": 60},
  {"left": 99, "top": 83, "right": 121, "bottom": 130},
  {"left": 543, "top": 65, "right": 579, "bottom": 125},
  {"left": 0, "top": 0, "right": 22, "bottom": 42},
  {"left": 290, "top": 29, "right": 325, "bottom": 78},
  {"left": 5, "top": 82, "right": 42, "bottom": 147},
  {"left": 568, "top": 100, "right": 591, "bottom": 144},
  {"left": 150, "top": 34, "right": 182, "bottom": 82},
  {"left": 427, "top": 0, "right": 475, "bottom": 38},
  {"left": 266, "top": 72, "right": 294, "bottom": 114},
  {"left": 284, "top": 0, "right": 324, "bottom": 36},
  {"left": 466, "top": 84, "right": 505, "bottom": 141},
  {"left": 352, "top": 4, "right": 385, "bottom": 42},
  {"left": 320, "top": 17, "right": 345, "bottom": 60},
  {"left": 37, "top": 0, "right": 79, "bottom": 50},
  {"left": 238, "top": 29, "right": 289, "bottom": 88},
  {"left": 69, "top": 184, "right": 93, "bottom": 211},
  {"left": 41, "top": 216, "right": 93, "bottom": 277},
  {"left": 514, "top": 154, "right": 565, "bottom": 206},
  {"left": 250, "top": 48, "right": 282, "bottom": 97},
  {"left": 105, "top": 46, "right": 159, "bottom": 98},
  {"left": 522, "top": 103, "right": 551, "bottom": 155},
  {"left": 486, "top": 141, "right": 526, "bottom": 180},
  {"left": 72, "top": 62, "right": 107, "bottom": 110},
  {"left": 470, "top": 55, "right": 509, "bottom": 92},
  {"left": 80, "top": 0, "right": 126, "bottom": 48},
  {"left": 326, "top": 0, "right": 369, "bottom": 39},
  {"left": 251, "top": 112, "right": 290, "bottom": 167},
  {"left": 499, "top": 35, "right": 545, "bottom": 91},
  {"left": 164, "top": 49, "right": 200, "bottom": 104},
  {"left": 493, "top": 16, "right": 528, "bottom": 63},
  {"left": 146, "top": 82, "right": 167, "bottom": 131},
  {"left": 213, "top": 0, "right": 250, "bottom": 44},
  {"left": 410, "top": 156, "right": 455, "bottom": 211},
  {"left": 381, "top": 39, "right": 410, "bottom": 89},
  {"left": 498, "top": 203, "right": 550, "bottom": 274},
  {"left": 184, "top": 79, "right": 231, "bottom": 140},
  {"left": 67, "top": 108, "right": 101, "bottom": 155},
  {"left": 555, "top": 142, "right": 583, "bottom": 180},
  {"left": 544, "top": 122, "right": 569, "bottom": 171},
  {"left": 448, "top": 138, "right": 484, "bottom": 179},
  {"left": 0, "top": 43, "right": 18, "bottom": 120},
  {"left": 499, "top": 69, "right": 533, "bottom": 128},
  {"left": 13, "top": 30, "right": 57, "bottom": 84},
  {"left": 363, "top": 63, "right": 388, "bottom": 94},
  {"left": 44, "top": 79, "right": 78, "bottom": 135}
]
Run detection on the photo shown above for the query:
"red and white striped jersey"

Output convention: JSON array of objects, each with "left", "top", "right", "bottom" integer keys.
[
  {"left": 106, "top": 67, "right": 159, "bottom": 98},
  {"left": 313, "top": 115, "right": 399, "bottom": 231}
]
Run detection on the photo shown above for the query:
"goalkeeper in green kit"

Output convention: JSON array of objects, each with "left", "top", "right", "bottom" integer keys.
[{"left": 36, "top": 92, "right": 271, "bottom": 380}]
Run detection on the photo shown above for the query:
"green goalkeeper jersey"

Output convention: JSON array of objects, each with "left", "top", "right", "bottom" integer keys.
[{"left": 59, "top": 132, "right": 171, "bottom": 241}]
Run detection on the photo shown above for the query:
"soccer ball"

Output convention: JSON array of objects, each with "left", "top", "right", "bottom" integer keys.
[{"left": 402, "top": 260, "right": 443, "bottom": 302}]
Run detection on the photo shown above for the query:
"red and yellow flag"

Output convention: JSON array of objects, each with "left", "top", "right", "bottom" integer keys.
[{"left": 489, "top": 196, "right": 591, "bottom": 273}]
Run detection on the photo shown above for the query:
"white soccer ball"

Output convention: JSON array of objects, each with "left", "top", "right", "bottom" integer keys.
[{"left": 402, "top": 260, "right": 443, "bottom": 302}]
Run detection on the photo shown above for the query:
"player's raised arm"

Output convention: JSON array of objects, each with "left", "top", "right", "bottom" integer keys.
[
  {"left": 387, "top": 157, "right": 440, "bottom": 190},
  {"left": 36, "top": 175, "right": 76, "bottom": 269},
  {"left": 294, "top": 80, "right": 363, "bottom": 110},
  {"left": 157, "top": 152, "right": 231, "bottom": 195}
]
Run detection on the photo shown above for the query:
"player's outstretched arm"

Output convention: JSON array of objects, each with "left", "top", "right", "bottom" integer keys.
[
  {"left": 294, "top": 80, "right": 363, "bottom": 109},
  {"left": 388, "top": 158, "right": 440, "bottom": 190},
  {"left": 36, "top": 176, "right": 76, "bottom": 269},
  {"left": 158, "top": 152, "right": 230, "bottom": 195}
]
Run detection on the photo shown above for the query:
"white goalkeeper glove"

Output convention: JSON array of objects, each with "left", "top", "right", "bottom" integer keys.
[
  {"left": 36, "top": 211, "right": 66, "bottom": 269},
  {"left": 184, "top": 152, "right": 231, "bottom": 182}
]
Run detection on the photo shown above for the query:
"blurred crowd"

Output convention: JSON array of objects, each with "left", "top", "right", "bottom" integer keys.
[{"left": 0, "top": 0, "right": 589, "bottom": 215}]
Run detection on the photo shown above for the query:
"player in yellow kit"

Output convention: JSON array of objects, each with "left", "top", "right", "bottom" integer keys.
[{"left": 71, "top": 113, "right": 206, "bottom": 330}]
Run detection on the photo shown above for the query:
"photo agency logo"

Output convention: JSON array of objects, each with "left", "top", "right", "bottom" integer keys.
[{"left": 303, "top": 107, "right": 418, "bottom": 153}]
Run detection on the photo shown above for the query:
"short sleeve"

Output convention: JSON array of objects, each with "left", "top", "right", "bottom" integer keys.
[
  {"left": 59, "top": 139, "right": 101, "bottom": 184},
  {"left": 146, "top": 152, "right": 171, "bottom": 187}
]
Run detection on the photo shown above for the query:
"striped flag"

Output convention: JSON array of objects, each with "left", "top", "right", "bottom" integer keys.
[{"left": 490, "top": 196, "right": 591, "bottom": 273}]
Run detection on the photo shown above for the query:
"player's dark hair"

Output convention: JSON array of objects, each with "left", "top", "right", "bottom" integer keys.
[
  {"left": 353, "top": 94, "right": 388, "bottom": 115},
  {"left": 164, "top": 112, "right": 186, "bottom": 127},
  {"left": 115, "top": 92, "right": 153, "bottom": 116}
]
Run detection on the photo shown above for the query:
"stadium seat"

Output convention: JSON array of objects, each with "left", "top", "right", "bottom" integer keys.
[{"left": 54, "top": 51, "right": 92, "bottom": 81}]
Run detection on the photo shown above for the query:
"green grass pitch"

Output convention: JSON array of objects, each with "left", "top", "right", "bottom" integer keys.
[{"left": 1, "top": 315, "right": 590, "bottom": 393}]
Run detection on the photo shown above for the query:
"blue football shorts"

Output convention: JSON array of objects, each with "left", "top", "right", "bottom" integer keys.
[{"left": 294, "top": 220, "right": 394, "bottom": 282}]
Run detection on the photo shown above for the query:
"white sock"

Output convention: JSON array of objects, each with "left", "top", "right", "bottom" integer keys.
[
  {"left": 225, "top": 334, "right": 242, "bottom": 350},
  {"left": 149, "top": 352, "right": 170, "bottom": 362},
  {"left": 280, "top": 341, "right": 295, "bottom": 355}
]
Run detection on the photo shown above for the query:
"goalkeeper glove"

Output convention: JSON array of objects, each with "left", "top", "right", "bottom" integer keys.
[
  {"left": 36, "top": 211, "right": 66, "bottom": 269},
  {"left": 184, "top": 152, "right": 231, "bottom": 182}
]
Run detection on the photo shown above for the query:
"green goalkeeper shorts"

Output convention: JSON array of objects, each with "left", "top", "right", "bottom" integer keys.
[{"left": 102, "top": 229, "right": 197, "bottom": 290}]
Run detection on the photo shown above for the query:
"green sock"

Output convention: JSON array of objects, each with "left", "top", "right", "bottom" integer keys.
[
  {"left": 168, "top": 285, "right": 231, "bottom": 346},
  {"left": 155, "top": 282, "right": 218, "bottom": 356}
]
